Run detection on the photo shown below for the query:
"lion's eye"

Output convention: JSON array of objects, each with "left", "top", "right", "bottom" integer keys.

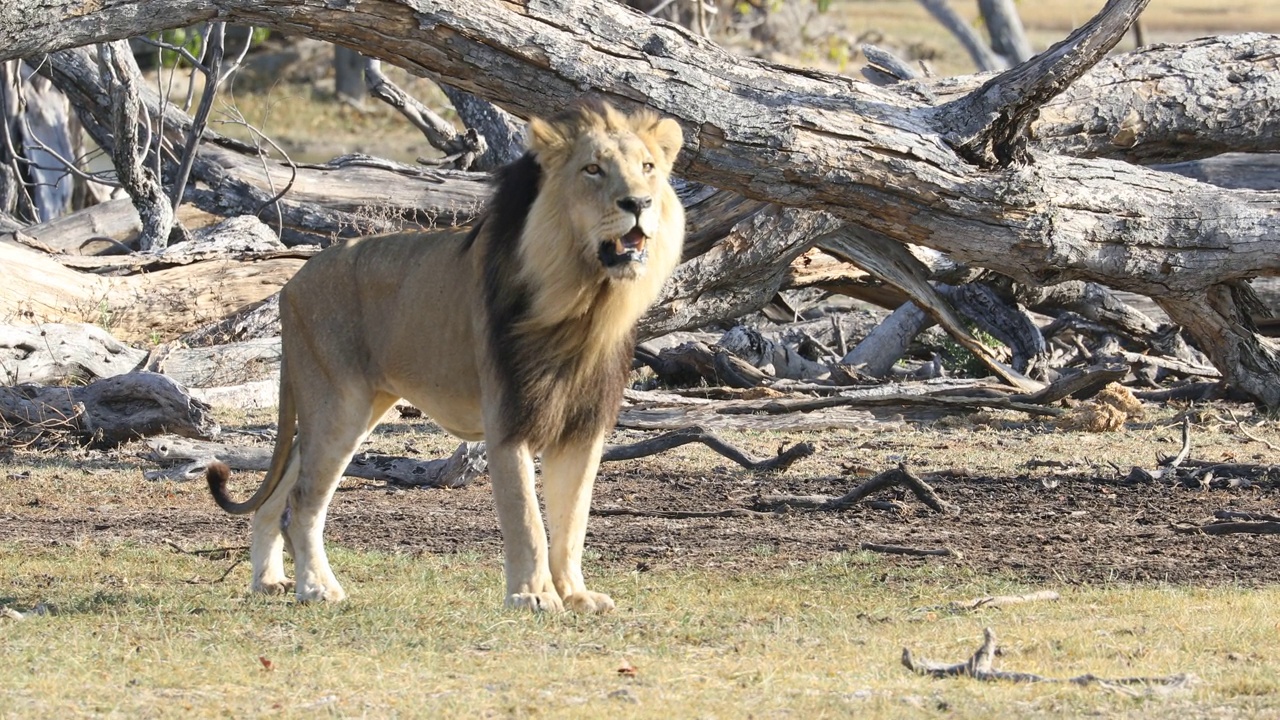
[
  {"left": 583, "top": 164, "right": 603, "bottom": 176},
  {"left": 642, "top": 162, "right": 655, "bottom": 173}
]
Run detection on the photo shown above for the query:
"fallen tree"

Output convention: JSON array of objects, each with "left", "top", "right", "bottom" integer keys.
[{"left": 3, "top": 0, "right": 1280, "bottom": 403}]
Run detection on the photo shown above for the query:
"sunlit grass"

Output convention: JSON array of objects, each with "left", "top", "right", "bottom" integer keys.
[{"left": 2, "top": 542, "right": 1278, "bottom": 718}]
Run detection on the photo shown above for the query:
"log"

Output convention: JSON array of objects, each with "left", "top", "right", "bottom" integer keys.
[
  {"left": 0, "top": 322, "right": 282, "bottom": 389},
  {"left": 0, "top": 238, "right": 301, "bottom": 342},
  {"left": 0, "top": 323, "right": 146, "bottom": 384},
  {"left": 0, "top": 371, "right": 218, "bottom": 447},
  {"left": 0, "top": 197, "right": 140, "bottom": 255},
  {"left": 145, "top": 434, "right": 485, "bottom": 487}
]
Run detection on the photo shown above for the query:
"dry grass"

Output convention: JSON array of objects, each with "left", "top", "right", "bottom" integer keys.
[{"left": 2, "top": 542, "right": 1279, "bottom": 718}]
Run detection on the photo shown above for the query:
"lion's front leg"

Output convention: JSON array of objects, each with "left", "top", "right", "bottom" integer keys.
[
  {"left": 542, "top": 431, "right": 614, "bottom": 614},
  {"left": 488, "top": 440, "right": 562, "bottom": 612}
]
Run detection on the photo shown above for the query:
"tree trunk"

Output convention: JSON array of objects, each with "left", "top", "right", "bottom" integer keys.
[
  {"left": 977, "top": 0, "right": 1034, "bottom": 64},
  {"left": 333, "top": 45, "right": 365, "bottom": 104}
]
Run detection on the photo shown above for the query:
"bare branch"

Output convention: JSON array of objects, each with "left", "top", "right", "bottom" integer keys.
[
  {"left": 932, "top": 0, "right": 1151, "bottom": 166},
  {"left": 916, "top": 0, "right": 1005, "bottom": 72},
  {"left": 96, "top": 40, "right": 176, "bottom": 250},
  {"left": 364, "top": 58, "right": 484, "bottom": 169}
]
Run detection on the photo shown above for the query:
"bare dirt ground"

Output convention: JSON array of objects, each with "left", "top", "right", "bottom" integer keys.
[{"left": 3, "top": 403, "right": 1278, "bottom": 588}]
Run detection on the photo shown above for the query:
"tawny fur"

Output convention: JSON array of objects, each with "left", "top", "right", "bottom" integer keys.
[{"left": 207, "top": 100, "right": 685, "bottom": 613}]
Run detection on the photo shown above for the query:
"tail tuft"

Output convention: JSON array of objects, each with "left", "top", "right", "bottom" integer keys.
[{"left": 207, "top": 461, "right": 239, "bottom": 513}]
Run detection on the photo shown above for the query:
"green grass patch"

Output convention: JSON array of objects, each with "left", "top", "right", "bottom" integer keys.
[{"left": 2, "top": 542, "right": 1278, "bottom": 717}]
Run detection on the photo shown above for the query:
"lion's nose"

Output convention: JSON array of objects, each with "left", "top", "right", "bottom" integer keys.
[{"left": 617, "top": 196, "right": 652, "bottom": 216}]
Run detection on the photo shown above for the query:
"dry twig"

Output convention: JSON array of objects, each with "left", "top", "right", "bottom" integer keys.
[
  {"left": 860, "top": 543, "right": 956, "bottom": 558},
  {"left": 603, "top": 426, "right": 814, "bottom": 472},
  {"left": 902, "top": 627, "right": 1193, "bottom": 689},
  {"left": 755, "top": 465, "right": 960, "bottom": 515},
  {"left": 1171, "top": 521, "right": 1280, "bottom": 536}
]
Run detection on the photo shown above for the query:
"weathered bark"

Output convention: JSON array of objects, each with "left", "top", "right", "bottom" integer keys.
[
  {"left": 146, "top": 435, "right": 486, "bottom": 487},
  {"left": 0, "top": 324, "right": 145, "bottom": 385},
  {"left": 0, "top": 371, "right": 218, "bottom": 447},
  {"left": 1, "top": 62, "right": 76, "bottom": 223},
  {"left": 842, "top": 302, "right": 931, "bottom": 378},
  {"left": 1, "top": 197, "right": 141, "bottom": 254},
  {"left": 0, "top": 240, "right": 301, "bottom": 341},
  {"left": 365, "top": 58, "right": 486, "bottom": 169},
  {"left": 40, "top": 46, "right": 486, "bottom": 243},
  {"left": 97, "top": 41, "right": 177, "bottom": 250},
  {"left": 0, "top": 321, "right": 284, "bottom": 389},
  {"left": 439, "top": 85, "right": 525, "bottom": 171},
  {"left": 5, "top": 1, "right": 1280, "bottom": 401}
]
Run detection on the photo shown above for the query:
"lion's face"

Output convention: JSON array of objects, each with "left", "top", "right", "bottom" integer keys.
[{"left": 525, "top": 102, "right": 684, "bottom": 283}]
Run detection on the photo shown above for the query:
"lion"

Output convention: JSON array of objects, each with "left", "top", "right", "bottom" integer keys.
[{"left": 205, "top": 99, "right": 684, "bottom": 613}]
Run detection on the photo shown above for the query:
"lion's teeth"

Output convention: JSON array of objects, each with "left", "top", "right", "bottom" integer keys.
[
  {"left": 633, "top": 237, "right": 646, "bottom": 253},
  {"left": 614, "top": 238, "right": 627, "bottom": 255}
]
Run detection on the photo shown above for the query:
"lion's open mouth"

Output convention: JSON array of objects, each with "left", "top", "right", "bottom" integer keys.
[{"left": 598, "top": 227, "right": 649, "bottom": 268}]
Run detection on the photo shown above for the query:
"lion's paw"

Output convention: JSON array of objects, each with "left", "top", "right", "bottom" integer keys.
[
  {"left": 251, "top": 577, "right": 295, "bottom": 596},
  {"left": 506, "top": 592, "right": 564, "bottom": 613},
  {"left": 295, "top": 581, "right": 346, "bottom": 604},
  {"left": 563, "top": 591, "right": 615, "bottom": 614}
]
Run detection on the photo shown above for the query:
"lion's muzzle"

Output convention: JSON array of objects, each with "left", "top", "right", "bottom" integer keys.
[{"left": 599, "top": 226, "right": 649, "bottom": 269}]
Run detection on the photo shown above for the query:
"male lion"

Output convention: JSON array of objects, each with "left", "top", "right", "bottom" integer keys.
[{"left": 207, "top": 100, "right": 684, "bottom": 612}]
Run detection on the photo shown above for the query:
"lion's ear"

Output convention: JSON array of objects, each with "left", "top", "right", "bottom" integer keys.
[
  {"left": 528, "top": 117, "right": 570, "bottom": 165},
  {"left": 647, "top": 117, "right": 684, "bottom": 168}
]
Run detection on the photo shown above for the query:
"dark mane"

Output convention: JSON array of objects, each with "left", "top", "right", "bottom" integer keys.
[
  {"left": 470, "top": 151, "right": 632, "bottom": 450},
  {"left": 462, "top": 152, "right": 541, "bottom": 253}
]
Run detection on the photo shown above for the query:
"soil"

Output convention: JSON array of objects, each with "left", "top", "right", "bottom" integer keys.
[{"left": 3, "top": 405, "right": 1279, "bottom": 587}]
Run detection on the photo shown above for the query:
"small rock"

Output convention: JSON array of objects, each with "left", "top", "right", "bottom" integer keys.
[{"left": 608, "top": 688, "right": 639, "bottom": 704}]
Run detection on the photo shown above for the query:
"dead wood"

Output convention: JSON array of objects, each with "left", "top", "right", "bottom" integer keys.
[
  {"left": 592, "top": 506, "right": 772, "bottom": 520},
  {"left": 716, "top": 392, "right": 1062, "bottom": 418},
  {"left": 636, "top": 341, "right": 769, "bottom": 389},
  {"left": 0, "top": 233, "right": 301, "bottom": 342},
  {"left": 1215, "top": 509, "right": 1280, "bottom": 523},
  {"left": 11, "top": 2, "right": 1280, "bottom": 404},
  {"left": 756, "top": 465, "right": 959, "bottom": 515},
  {"left": 179, "top": 294, "right": 281, "bottom": 347},
  {"left": 364, "top": 57, "right": 485, "bottom": 169},
  {"left": 145, "top": 435, "right": 485, "bottom": 487},
  {"left": 97, "top": 40, "right": 179, "bottom": 250},
  {"left": 0, "top": 322, "right": 282, "bottom": 393},
  {"left": 783, "top": 249, "right": 907, "bottom": 310},
  {"left": 948, "top": 590, "right": 1061, "bottom": 611},
  {"left": 603, "top": 425, "right": 814, "bottom": 473},
  {"left": 0, "top": 371, "right": 217, "bottom": 448},
  {"left": 1013, "top": 364, "right": 1128, "bottom": 405},
  {"left": 902, "top": 627, "right": 1193, "bottom": 688},
  {"left": 820, "top": 227, "right": 1037, "bottom": 390},
  {"left": 841, "top": 302, "right": 932, "bottom": 378},
  {"left": 717, "top": 326, "right": 829, "bottom": 381},
  {"left": 0, "top": 197, "right": 140, "bottom": 255},
  {"left": 1170, "top": 521, "right": 1280, "bottom": 536},
  {"left": 0, "top": 323, "right": 146, "bottom": 384},
  {"left": 860, "top": 543, "right": 956, "bottom": 558}
]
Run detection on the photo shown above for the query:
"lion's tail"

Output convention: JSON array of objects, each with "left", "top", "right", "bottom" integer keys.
[{"left": 207, "top": 360, "right": 299, "bottom": 515}]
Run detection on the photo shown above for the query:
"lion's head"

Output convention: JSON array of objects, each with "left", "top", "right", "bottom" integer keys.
[{"left": 522, "top": 100, "right": 685, "bottom": 285}]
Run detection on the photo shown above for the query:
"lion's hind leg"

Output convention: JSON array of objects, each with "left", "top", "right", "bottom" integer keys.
[
  {"left": 543, "top": 431, "right": 614, "bottom": 614},
  {"left": 288, "top": 390, "right": 400, "bottom": 603},
  {"left": 249, "top": 445, "right": 300, "bottom": 595}
]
